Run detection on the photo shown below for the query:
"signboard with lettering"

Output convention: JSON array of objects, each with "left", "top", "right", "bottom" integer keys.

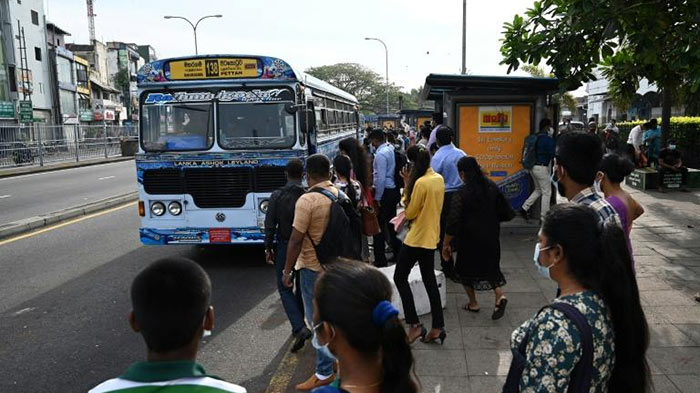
[
  {"left": 169, "top": 58, "right": 259, "bottom": 80},
  {"left": 479, "top": 106, "right": 512, "bottom": 133},
  {"left": 0, "top": 101, "right": 15, "bottom": 118},
  {"left": 19, "top": 101, "right": 33, "bottom": 123}
]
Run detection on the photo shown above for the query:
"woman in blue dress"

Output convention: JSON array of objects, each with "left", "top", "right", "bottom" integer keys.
[{"left": 505, "top": 204, "right": 650, "bottom": 393}]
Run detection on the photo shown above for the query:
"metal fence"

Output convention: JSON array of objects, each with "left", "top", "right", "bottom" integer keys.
[{"left": 0, "top": 124, "right": 138, "bottom": 169}]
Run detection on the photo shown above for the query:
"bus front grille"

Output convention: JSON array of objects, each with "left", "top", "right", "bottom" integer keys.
[{"left": 142, "top": 166, "right": 286, "bottom": 208}]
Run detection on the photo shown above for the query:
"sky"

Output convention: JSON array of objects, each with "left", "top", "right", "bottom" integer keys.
[{"left": 47, "top": 0, "right": 585, "bottom": 95}]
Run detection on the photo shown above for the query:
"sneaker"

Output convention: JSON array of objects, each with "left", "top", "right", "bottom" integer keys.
[
  {"left": 294, "top": 373, "right": 336, "bottom": 391},
  {"left": 519, "top": 208, "right": 531, "bottom": 221},
  {"left": 290, "top": 327, "right": 312, "bottom": 353}
]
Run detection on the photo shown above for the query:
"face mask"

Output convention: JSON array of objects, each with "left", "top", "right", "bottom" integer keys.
[
  {"left": 548, "top": 127, "right": 554, "bottom": 136},
  {"left": 594, "top": 179, "right": 603, "bottom": 195},
  {"left": 551, "top": 170, "right": 566, "bottom": 198},
  {"left": 312, "top": 323, "right": 337, "bottom": 361},
  {"left": 533, "top": 243, "right": 557, "bottom": 280}
]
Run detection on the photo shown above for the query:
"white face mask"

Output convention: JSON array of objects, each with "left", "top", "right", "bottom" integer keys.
[{"left": 594, "top": 172, "right": 604, "bottom": 194}]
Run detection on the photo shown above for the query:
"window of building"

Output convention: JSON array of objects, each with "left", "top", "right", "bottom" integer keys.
[
  {"left": 8, "top": 65, "right": 17, "bottom": 92},
  {"left": 57, "top": 56, "right": 73, "bottom": 84},
  {"left": 34, "top": 47, "right": 41, "bottom": 61},
  {"left": 59, "top": 89, "right": 77, "bottom": 115},
  {"left": 31, "top": 10, "right": 38, "bottom": 25},
  {"left": 76, "top": 63, "right": 89, "bottom": 90}
]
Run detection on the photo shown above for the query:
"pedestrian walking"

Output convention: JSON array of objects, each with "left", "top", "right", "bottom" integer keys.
[
  {"left": 89, "top": 258, "right": 246, "bottom": 393},
  {"left": 312, "top": 260, "right": 419, "bottom": 393},
  {"left": 264, "top": 159, "right": 311, "bottom": 352},
  {"left": 551, "top": 132, "right": 621, "bottom": 226},
  {"left": 339, "top": 137, "right": 374, "bottom": 263},
  {"left": 519, "top": 118, "right": 555, "bottom": 221},
  {"left": 426, "top": 112, "right": 443, "bottom": 150},
  {"left": 658, "top": 139, "right": 690, "bottom": 192},
  {"left": 369, "top": 129, "right": 401, "bottom": 267},
  {"left": 503, "top": 204, "right": 650, "bottom": 393},
  {"left": 282, "top": 154, "right": 340, "bottom": 391},
  {"left": 393, "top": 146, "right": 446, "bottom": 345},
  {"left": 643, "top": 119, "right": 662, "bottom": 167},
  {"left": 441, "top": 157, "right": 510, "bottom": 320},
  {"left": 430, "top": 126, "right": 466, "bottom": 280}
]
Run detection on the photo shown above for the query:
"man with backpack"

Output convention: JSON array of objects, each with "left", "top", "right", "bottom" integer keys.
[
  {"left": 369, "top": 129, "right": 403, "bottom": 267},
  {"left": 282, "top": 153, "right": 358, "bottom": 391},
  {"left": 520, "top": 118, "right": 556, "bottom": 221}
]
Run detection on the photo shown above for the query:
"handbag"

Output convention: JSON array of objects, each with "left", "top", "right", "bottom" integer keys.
[
  {"left": 496, "top": 188, "right": 516, "bottom": 222},
  {"left": 390, "top": 210, "right": 410, "bottom": 242},
  {"left": 360, "top": 188, "right": 380, "bottom": 236}
]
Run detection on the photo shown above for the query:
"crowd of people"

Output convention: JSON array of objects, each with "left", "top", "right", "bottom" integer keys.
[{"left": 92, "top": 119, "right": 661, "bottom": 393}]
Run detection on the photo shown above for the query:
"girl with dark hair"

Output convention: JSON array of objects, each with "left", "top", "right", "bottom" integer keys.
[
  {"left": 333, "top": 155, "right": 362, "bottom": 208},
  {"left": 393, "top": 145, "right": 446, "bottom": 344},
  {"left": 339, "top": 138, "right": 373, "bottom": 263},
  {"left": 312, "top": 260, "right": 419, "bottom": 393},
  {"left": 442, "top": 156, "right": 510, "bottom": 319},
  {"left": 504, "top": 203, "right": 650, "bottom": 393},
  {"left": 596, "top": 153, "right": 644, "bottom": 233}
]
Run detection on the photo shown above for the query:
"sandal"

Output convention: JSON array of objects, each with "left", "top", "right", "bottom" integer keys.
[
  {"left": 492, "top": 297, "right": 508, "bottom": 320},
  {"left": 463, "top": 303, "right": 480, "bottom": 313},
  {"left": 407, "top": 324, "right": 427, "bottom": 344}
]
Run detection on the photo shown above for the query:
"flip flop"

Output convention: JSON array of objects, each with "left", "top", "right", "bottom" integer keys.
[
  {"left": 492, "top": 297, "right": 508, "bottom": 320},
  {"left": 463, "top": 304, "right": 480, "bottom": 313}
]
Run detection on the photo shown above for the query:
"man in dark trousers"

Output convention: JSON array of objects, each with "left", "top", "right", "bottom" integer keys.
[
  {"left": 369, "top": 129, "right": 401, "bottom": 267},
  {"left": 264, "top": 159, "right": 311, "bottom": 352}
]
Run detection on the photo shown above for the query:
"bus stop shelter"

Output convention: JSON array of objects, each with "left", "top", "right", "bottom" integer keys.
[{"left": 422, "top": 74, "right": 559, "bottom": 210}]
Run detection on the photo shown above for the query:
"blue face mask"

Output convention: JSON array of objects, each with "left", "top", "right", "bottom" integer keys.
[
  {"left": 533, "top": 243, "right": 557, "bottom": 280},
  {"left": 312, "top": 322, "right": 337, "bottom": 361}
]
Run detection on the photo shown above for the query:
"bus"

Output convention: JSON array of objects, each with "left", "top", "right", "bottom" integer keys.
[{"left": 135, "top": 55, "right": 361, "bottom": 245}]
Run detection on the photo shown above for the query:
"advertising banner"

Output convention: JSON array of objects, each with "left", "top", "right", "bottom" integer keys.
[{"left": 478, "top": 106, "right": 512, "bottom": 133}]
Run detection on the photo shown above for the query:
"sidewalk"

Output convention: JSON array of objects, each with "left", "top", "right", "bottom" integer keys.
[
  {"left": 282, "top": 186, "right": 700, "bottom": 393},
  {"left": 0, "top": 156, "right": 133, "bottom": 179}
]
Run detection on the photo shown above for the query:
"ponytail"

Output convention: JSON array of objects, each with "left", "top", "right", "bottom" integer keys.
[
  {"left": 597, "top": 222, "right": 650, "bottom": 392},
  {"left": 380, "top": 317, "right": 419, "bottom": 393}
]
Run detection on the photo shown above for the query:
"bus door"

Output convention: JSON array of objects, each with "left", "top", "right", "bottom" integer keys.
[{"left": 303, "top": 101, "right": 317, "bottom": 154}]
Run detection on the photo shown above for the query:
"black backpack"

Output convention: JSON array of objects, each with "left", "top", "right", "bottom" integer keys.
[
  {"left": 307, "top": 187, "right": 362, "bottom": 264},
  {"left": 393, "top": 150, "right": 407, "bottom": 189}
]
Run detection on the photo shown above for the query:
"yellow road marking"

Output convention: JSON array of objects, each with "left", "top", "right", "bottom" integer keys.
[
  {"left": 0, "top": 201, "right": 136, "bottom": 247},
  {"left": 265, "top": 342, "right": 300, "bottom": 393}
]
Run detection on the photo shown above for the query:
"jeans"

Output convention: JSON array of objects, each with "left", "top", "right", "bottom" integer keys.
[
  {"left": 373, "top": 187, "right": 401, "bottom": 267},
  {"left": 299, "top": 268, "right": 335, "bottom": 377},
  {"left": 393, "top": 245, "right": 444, "bottom": 329},
  {"left": 522, "top": 165, "right": 552, "bottom": 220},
  {"left": 274, "top": 240, "right": 306, "bottom": 335},
  {"left": 438, "top": 191, "right": 455, "bottom": 274}
]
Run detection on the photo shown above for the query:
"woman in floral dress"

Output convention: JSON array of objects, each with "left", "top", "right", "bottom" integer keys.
[{"left": 506, "top": 204, "right": 650, "bottom": 392}]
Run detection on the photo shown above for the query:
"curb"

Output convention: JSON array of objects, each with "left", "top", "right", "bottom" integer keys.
[
  {"left": 0, "top": 192, "right": 139, "bottom": 240},
  {"left": 0, "top": 156, "right": 134, "bottom": 179}
]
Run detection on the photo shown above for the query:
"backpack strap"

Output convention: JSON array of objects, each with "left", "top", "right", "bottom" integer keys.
[{"left": 550, "top": 302, "right": 594, "bottom": 393}]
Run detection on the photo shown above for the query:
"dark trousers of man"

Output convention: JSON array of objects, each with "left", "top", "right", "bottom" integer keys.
[
  {"left": 658, "top": 166, "right": 689, "bottom": 188},
  {"left": 626, "top": 144, "right": 638, "bottom": 166},
  {"left": 274, "top": 240, "right": 306, "bottom": 335},
  {"left": 373, "top": 187, "right": 401, "bottom": 267},
  {"left": 393, "top": 245, "right": 444, "bottom": 329},
  {"left": 438, "top": 191, "right": 456, "bottom": 276}
]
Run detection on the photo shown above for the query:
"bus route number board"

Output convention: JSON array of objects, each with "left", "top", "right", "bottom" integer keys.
[{"left": 169, "top": 58, "right": 259, "bottom": 80}]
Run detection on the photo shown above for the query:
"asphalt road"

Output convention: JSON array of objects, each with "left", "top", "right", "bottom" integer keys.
[
  {"left": 0, "top": 205, "right": 297, "bottom": 393},
  {"left": 0, "top": 160, "right": 137, "bottom": 225}
]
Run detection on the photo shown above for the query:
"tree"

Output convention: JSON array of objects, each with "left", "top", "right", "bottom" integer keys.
[
  {"left": 521, "top": 65, "right": 577, "bottom": 113},
  {"left": 500, "top": 0, "right": 700, "bottom": 143}
]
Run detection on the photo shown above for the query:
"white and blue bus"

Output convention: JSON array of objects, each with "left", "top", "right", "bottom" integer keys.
[{"left": 135, "top": 55, "right": 360, "bottom": 245}]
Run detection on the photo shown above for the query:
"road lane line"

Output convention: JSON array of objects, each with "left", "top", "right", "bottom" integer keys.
[
  {"left": 0, "top": 194, "right": 10, "bottom": 199},
  {"left": 0, "top": 201, "right": 136, "bottom": 247},
  {"left": 264, "top": 342, "right": 300, "bottom": 393},
  {"left": 98, "top": 176, "right": 116, "bottom": 180},
  {"left": 0, "top": 160, "right": 132, "bottom": 181}
]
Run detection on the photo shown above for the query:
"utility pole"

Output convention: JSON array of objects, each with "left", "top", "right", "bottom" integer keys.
[
  {"left": 164, "top": 15, "right": 223, "bottom": 55},
  {"left": 461, "top": 0, "right": 467, "bottom": 74}
]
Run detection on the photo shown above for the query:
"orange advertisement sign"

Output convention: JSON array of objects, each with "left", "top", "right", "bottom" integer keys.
[{"left": 458, "top": 105, "right": 531, "bottom": 179}]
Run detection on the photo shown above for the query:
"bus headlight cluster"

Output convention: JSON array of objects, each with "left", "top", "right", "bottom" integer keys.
[
  {"left": 150, "top": 202, "right": 166, "bottom": 216},
  {"left": 259, "top": 199, "right": 269, "bottom": 214},
  {"left": 168, "top": 201, "right": 182, "bottom": 216}
]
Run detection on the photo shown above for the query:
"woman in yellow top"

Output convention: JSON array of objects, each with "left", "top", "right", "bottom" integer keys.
[{"left": 393, "top": 145, "right": 446, "bottom": 345}]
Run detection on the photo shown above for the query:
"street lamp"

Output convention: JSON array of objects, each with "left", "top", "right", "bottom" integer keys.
[
  {"left": 163, "top": 14, "right": 223, "bottom": 55},
  {"left": 365, "top": 37, "right": 389, "bottom": 114}
]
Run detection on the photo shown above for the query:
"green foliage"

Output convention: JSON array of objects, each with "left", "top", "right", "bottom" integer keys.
[
  {"left": 500, "top": 0, "right": 700, "bottom": 139},
  {"left": 305, "top": 63, "right": 425, "bottom": 114},
  {"left": 521, "top": 64, "right": 576, "bottom": 112},
  {"left": 618, "top": 117, "right": 700, "bottom": 167},
  {"left": 113, "top": 68, "right": 130, "bottom": 92}
]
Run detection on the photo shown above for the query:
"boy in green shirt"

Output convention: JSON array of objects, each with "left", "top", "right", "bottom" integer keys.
[{"left": 89, "top": 258, "right": 246, "bottom": 393}]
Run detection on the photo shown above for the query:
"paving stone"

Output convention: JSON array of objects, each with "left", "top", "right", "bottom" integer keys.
[
  {"left": 649, "top": 247, "right": 699, "bottom": 259},
  {"left": 648, "top": 324, "right": 697, "bottom": 347},
  {"left": 651, "top": 375, "right": 682, "bottom": 393},
  {"left": 465, "top": 349, "right": 512, "bottom": 376},
  {"left": 418, "top": 376, "right": 471, "bottom": 393},
  {"left": 502, "top": 292, "right": 549, "bottom": 309},
  {"left": 640, "top": 290, "right": 699, "bottom": 306},
  {"left": 413, "top": 349, "right": 468, "bottom": 377},
  {"left": 674, "top": 324, "right": 700, "bottom": 345},
  {"left": 667, "top": 375, "right": 700, "bottom": 393},
  {"left": 456, "top": 302, "right": 514, "bottom": 328},
  {"left": 657, "top": 306, "right": 700, "bottom": 324},
  {"left": 647, "top": 347, "right": 700, "bottom": 374},
  {"left": 642, "top": 306, "right": 675, "bottom": 324},
  {"left": 468, "top": 376, "right": 508, "bottom": 393},
  {"left": 636, "top": 277, "right": 672, "bottom": 291},
  {"left": 462, "top": 326, "right": 514, "bottom": 349},
  {"left": 670, "top": 258, "right": 700, "bottom": 267}
]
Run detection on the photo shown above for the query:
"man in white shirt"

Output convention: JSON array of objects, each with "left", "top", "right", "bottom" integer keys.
[
  {"left": 626, "top": 122, "right": 646, "bottom": 166},
  {"left": 426, "top": 112, "right": 444, "bottom": 151}
]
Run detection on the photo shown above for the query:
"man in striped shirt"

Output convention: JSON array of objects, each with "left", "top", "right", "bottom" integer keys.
[
  {"left": 89, "top": 258, "right": 246, "bottom": 393},
  {"left": 551, "top": 132, "right": 622, "bottom": 227}
]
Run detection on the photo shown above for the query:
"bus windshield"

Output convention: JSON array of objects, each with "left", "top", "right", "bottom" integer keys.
[
  {"left": 218, "top": 102, "right": 296, "bottom": 149},
  {"left": 141, "top": 103, "right": 213, "bottom": 151}
]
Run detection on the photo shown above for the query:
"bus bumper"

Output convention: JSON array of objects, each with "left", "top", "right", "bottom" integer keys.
[{"left": 140, "top": 227, "right": 265, "bottom": 245}]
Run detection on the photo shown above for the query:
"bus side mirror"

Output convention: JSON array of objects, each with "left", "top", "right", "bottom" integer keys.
[
  {"left": 285, "top": 103, "right": 299, "bottom": 115},
  {"left": 301, "top": 102, "right": 316, "bottom": 133}
]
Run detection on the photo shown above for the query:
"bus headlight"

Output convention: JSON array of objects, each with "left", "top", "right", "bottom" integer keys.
[
  {"left": 150, "top": 201, "right": 165, "bottom": 216},
  {"left": 259, "top": 199, "right": 269, "bottom": 214},
  {"left": 168, "top": 201, "right": 182, "bottom": 216}
]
